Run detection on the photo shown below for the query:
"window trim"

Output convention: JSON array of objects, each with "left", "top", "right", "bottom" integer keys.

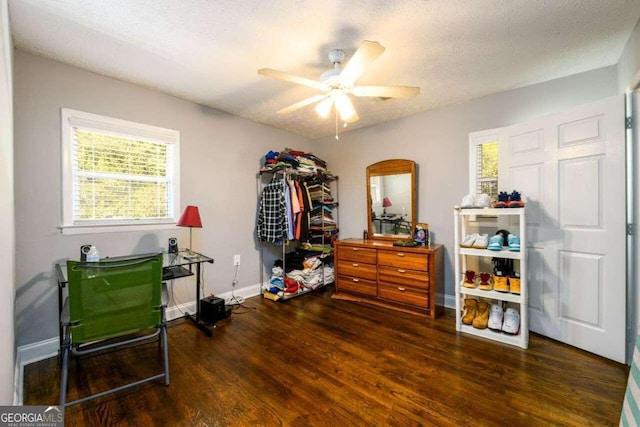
[{"left": 60, "top": 108, "right": 181, "bottom": 235}]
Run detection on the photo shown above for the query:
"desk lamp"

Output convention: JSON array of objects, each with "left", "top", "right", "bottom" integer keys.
[
  {"left": 382, "top": 197, "right": 392, "bottom": 215},
  {"left": 177, "top": 205, "right": 202, "bottom": 253}
]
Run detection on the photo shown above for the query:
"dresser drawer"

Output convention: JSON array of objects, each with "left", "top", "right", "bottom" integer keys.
[
  {"left": 378, "top": 283, "right": 428, "bottom": 308},
  {"left": 337, "top": 245, "right": 377, "bottom": 264},
  {"left": 378, "top": 266, "right": 429, "bottom": 290},
  {"left": 337, "top": 275, "right": 377, "bottom": 296},
  {"left": 378, "top": 250, "right": 428, "bottom": 271},
  {"left": 337, "top": 260, "right": 377, "bottom": 281}
]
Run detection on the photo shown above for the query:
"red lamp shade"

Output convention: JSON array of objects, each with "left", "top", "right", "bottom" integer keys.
[
  {"left": 382, "top": 197, "right": 392, "bottom": 208},
  {"left": 177, "top": 206, "right": 202, "bottom": 228}
]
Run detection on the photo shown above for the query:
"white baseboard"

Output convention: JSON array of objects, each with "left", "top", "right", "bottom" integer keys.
[
  {"left": 442, "top": 293, "right": 456, "bottom": 309},
  {"left": 15, "top": 337, "right": 59, "bottom": 405}
]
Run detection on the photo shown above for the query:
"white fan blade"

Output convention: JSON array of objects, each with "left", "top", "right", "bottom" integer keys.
[
  {"left": 277, "top": 94, "right": 327, "bottom": 115},
  {"left": 258, "top": 68, "right": 325, "bottom": 90},
  {"left": 340, "top": 40, "right": 385, "bottom": 84},
  {"left": 352, "top": 85, "right": 420, "bottom": 99}
]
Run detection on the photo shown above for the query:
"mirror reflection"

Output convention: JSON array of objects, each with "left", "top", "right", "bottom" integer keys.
[
  {"left": 366, "top": 159, "right": 416, "bottom": 240},
  {"left": 370, "top": 173, "right": 412, "bottom": 235}
]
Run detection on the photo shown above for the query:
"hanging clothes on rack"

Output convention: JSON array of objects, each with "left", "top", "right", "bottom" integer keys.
[{"left": 257, "top": 177, "right": 288, "bottom": 244}]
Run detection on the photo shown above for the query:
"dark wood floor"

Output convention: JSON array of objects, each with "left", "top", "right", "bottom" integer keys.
[{"left": 25, "top": 286, "right": 629, "bottom": 426}]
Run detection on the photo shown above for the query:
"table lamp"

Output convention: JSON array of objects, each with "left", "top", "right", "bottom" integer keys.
[
  {"left": 382, "top": 197, "right": 392, "bottom": 215},
  {"left": 177, "top": 205, "right": 202, "bottom": 252}
]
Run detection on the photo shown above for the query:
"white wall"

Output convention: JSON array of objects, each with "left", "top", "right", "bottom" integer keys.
[
  {"left": 0, "top": 0, "right": 16, "bottom": 404},
  {"left": 619, "top": 18, "right": 640, "bottom": 92},
  {"left": 318, "top": 66, "right": 619, "bottom": 301},
  {"left": 13, "top": 50, "right": 312, "bottom": 347}
]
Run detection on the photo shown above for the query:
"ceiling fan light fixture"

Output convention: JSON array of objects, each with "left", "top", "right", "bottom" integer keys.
[
  {"left": 334, "top": 92, "right": 356, "bottom": 121},
  {"left": 315, "top": 97, "right": 333, "bottom": 118}
]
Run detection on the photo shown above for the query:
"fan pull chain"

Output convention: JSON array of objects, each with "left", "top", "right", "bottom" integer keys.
[{"left": 335, "top": 108, "right": 339, "bottom": 140}]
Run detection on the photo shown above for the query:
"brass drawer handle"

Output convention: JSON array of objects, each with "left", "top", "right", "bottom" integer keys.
[
  {"left": 397, "top": 287, "right": 406, "bottom": 291},
  {"left": 352, "top": 248, "right": 359, "bottom": 251},
  {"left": 352, "top": 278, "right": 360, "bottom": 282},
  {"left": 397, "top": 253, "right": 406, "bottom": 257},
  {"left": 352, "top": 263, "right": 359, "bottom": 267},
  {"left": 398, "top": 269, "right": 406, "bottom": 273}
]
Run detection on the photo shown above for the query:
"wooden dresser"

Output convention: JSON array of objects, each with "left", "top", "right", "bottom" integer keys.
[{"left": 333, "top": 239, "right": 444, "bottom": 319}]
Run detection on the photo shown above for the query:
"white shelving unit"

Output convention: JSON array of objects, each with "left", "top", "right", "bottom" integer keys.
[{"left": 454, "top": 207, "right": 528, "bottom": 349}]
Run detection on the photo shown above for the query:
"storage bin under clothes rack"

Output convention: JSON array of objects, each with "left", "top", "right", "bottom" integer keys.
[
  {"left": 257, "top": 169, "right": 339, "bottom": 300},
  {"left": 453, "top": 207, "right": 528, "bottom": 348}
]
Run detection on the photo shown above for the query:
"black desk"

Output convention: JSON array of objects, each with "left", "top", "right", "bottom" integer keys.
[{"left": 55, "top": 250, "right": 215, "bottom": 340}]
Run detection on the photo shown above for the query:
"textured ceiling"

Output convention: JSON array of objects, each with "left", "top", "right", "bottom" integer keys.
[{"left": 8, "top": 0, "right": 640, "bottom": 139}]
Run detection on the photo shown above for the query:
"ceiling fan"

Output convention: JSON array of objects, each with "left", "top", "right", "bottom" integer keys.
[{"left": 258, "top": 40, "right": 420, "bottom": 124}]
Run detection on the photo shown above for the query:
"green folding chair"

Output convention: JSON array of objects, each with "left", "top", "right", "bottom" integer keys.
[{"left": 59, "top": 253, "right": 170, "bottom": 410}]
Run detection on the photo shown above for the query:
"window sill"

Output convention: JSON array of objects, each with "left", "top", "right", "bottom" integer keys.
[{"left": 60, "top": 223, "right": 177, "bottom": 235}]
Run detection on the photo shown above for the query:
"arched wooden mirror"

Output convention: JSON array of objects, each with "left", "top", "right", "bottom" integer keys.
[{"left": 366, "top": 159, "right": 416, "bottom": 241}]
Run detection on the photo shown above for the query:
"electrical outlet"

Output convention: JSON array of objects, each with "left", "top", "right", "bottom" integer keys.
[{"left": 233, "top": 254, "right": 241, "bottom": 266}]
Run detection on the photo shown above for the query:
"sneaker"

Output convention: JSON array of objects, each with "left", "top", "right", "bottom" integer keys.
[
  {"left": 460, "top": 233, "right": 478, "bottom": 248},
  {"left": 475, "top": 194, "right": 491, "bottom": 208},
  {"left": 508, "top": 191, "right": 525, "bottom": 208},
  {"left": 502, "top": 308, "right": 520, "bottom": 334},
  {"left": 507, "top": 234, "right": 520, "bottom": 252},
  {"left": 478, "top": 272, "right": 493, "bottom": 290},
  {"left": 472, "top": 300, "right": 490, "bottom": 329},
  {"left": 463, "top": 270, "right": 477, "bottom": 288},
  {"left": 509, "top": 271, "right": 521, "bottom": 294},
  {"left": 493, "top": 191, "right": 509, "bottom": 208},
  {"left": 488, "top": 304, "right": 504, "bottom": 331},
  {"left": 461, "top": 194, "right": 476, "bottom": 208},
  {"left": 487, "top": 234, "right": 503, "bottom": 251},
  {"left": 461, "top": 299, "right": 478, "bottom": 325},
  {"left": 472, "top": 233, "right": 489, "bottom": 249}
]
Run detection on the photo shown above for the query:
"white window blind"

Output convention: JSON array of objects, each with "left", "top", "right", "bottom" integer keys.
[{"left": 61, "top": 109, "right": 180, "bottom": 234}]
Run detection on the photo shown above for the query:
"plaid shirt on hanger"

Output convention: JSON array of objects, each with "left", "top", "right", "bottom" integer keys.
[{"left": 257, "top": 178, "right": 288, "bottom": 243}]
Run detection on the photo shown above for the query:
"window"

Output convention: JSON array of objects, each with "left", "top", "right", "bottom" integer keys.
[
  {"left": 476, "top": 141, "right": 498, "bottom": 201},
  {"left": 469, "top": 131, "right": 499, "bottom": 202},
  {"left": 61, "top": 109, "right": 180, "bottom": 234}
]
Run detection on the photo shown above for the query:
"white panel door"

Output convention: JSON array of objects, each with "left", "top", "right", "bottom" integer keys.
[{"left": 502, "top": 95, "right": 626, "bottom": 362}]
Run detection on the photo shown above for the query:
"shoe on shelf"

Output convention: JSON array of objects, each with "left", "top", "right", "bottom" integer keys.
[
  {"left": 478, "top": 272, "right": 493, "bottom": 290},
  {"left": 472, "top": 300, "right": 490, "bottom": 329},
  {"left": 508, "top": 190, "right": 525, "bottom": 208},
  {"left": 488, "top": 304, "right": 504, "bottom": 331},
  {"left": 487, "top": 234, "right": 503, "bottom": 251},
  {"left": 507, "top": 234, "right": 521, "bottom": 252},
  {"left": 460, "top": 233, "right": 478, "bottom": 248},
  {"left": 461, "top": 194, "right": 476, "bottom": 209},
  {"left": 463, "top": 270, "right": 477, "bottom": 288},
  {"left": 502, "top": 308, "right": 520, "bottom": 334},
  {"left": 462, "top": 299, "right": 478, "bottom": 325},
  {"left": 472, "top": 233, "right": 489, "bottom": 249},
  {"left": 493, "top": 191, "right": 510, "bottom": 208},
  {"left": 509, "top": 271, "right": 521, "bottom": 294},
  {"left": 474, "top": 193, "right": 491, "bottom": 208}
]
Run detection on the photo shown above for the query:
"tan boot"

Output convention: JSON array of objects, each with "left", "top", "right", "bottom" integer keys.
[
  {"left": 509, "top": 272, "right": 521, "bottom": 294},
  {"left": 472, "top": 301, "right": 490, "bottom": 329},
  {"left": 462, "top": 299, "right": 478, "bottom": 325},
  {"left": 493, "top": 274, "right": 509, "bottom": 292}
]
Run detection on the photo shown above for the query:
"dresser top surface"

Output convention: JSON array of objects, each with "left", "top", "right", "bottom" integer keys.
[{"left": 336, "top": 238, "right": 443, "bottom": 253}]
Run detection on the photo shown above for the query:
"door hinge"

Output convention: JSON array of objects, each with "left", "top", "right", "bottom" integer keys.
[
  {"left": 627, "top": 223, "right": 633, "bottom": 235},
  {"left": 626, "top": 117, "right": 632, "bottom": 129}
]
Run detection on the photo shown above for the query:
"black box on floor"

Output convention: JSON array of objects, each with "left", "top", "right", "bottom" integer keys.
[{"left": 199, "top": 296, "right": 229, "bottom": 324}]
